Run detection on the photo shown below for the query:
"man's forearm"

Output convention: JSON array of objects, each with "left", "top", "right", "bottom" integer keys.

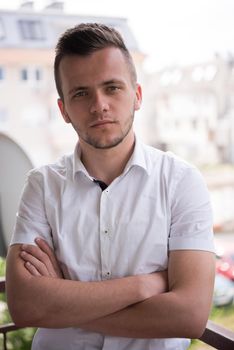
[
  {"left": 6, "top": 245, "right": 167, "bottom": 328},
  {"left": 7, "top": 243, "right": 214, "bottom": 338},
  {"left": 81, "top": 291, "right": 202, "bottom": 339},
  {"left": 81, "top": 251, "right": 215, "bottom": 340},
  {"left": 7, "top": 270, "right": 151, "bottom": 328}
]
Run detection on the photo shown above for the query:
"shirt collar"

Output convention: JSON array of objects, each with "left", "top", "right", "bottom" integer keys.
[
  {"left": 123, "top": 136, "right": 150, "bottom": 176},
  {"left": 72, "top": 136, "right": 151, "bottom": 181},
  {"left": 72, "top": 143, "right": 91, "bottom": 180}
]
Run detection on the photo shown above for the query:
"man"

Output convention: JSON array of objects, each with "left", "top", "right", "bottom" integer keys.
[{"left": 6, "top": 23, "right": 215, "bottom": 350}]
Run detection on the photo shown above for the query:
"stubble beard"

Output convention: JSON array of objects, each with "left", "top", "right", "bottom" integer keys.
[{"left": 75, "top": 111, "right": 135, "bottom": 150}]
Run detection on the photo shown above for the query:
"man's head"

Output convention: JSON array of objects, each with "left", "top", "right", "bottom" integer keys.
[
  {"left": 55, "top": 23, "right": 142, "bottom": 151},
  {"left": 54, "top": 23, "right": 137, "bottom": 100}
]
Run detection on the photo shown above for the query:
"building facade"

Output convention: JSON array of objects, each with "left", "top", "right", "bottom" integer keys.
[
  {"left": 0, "top": 1, "right": 145, "bottom": 166},
  {"left": 145, "top": 55, "right": 234, "bottom": 165}
]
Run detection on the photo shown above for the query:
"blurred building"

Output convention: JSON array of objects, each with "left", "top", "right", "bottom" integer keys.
[
  {"left": 1, "top": 1, "right": 234, "bottom": 167},
  {"left": 145, "top": 54, "right": 234, "bottom": 165},
  {"left": 0, "top": 1, "right": 145, "bottom": 166}
]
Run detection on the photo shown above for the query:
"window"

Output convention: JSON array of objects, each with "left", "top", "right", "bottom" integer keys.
[
  {"left": 20, "top": 68, "right": 28, "bottom": 81},
  {"left": 18, "top": 20, "right": 45, "bottom": 40},
  {"left": 20, "top": 66, "right": 44, "bottom": 85},
  {"left": 0, "top": 18, "right": 5, "bottom": 39},
  {"left": 0, "top": 108, "right": 8, "bottom": 123},
  {"left": 192, "top": 66, "right": 204, "bottom": 82},
  {"left": 160, "top": 69, "right": 182, "bottom": 86},
  {"left": 35, "top": 68, "right": 42, "bottom": 81},
  {"left": 204, "top": 65, "right": 217, "bottom": 81},
  {"left": 0, "top": 67, "right": 5, "bottom": 81},
  {"left": 191, "top": 118, "right": 198, "bottom": 129}
]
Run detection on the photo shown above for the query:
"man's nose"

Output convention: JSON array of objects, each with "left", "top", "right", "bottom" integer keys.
[{"left": 90, "top": 91, "right": 109, "bottom": 114}]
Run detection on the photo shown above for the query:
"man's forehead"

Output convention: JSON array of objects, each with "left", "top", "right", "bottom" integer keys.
[
  {"left": 59, "top": 47, "right": 128, "bottom": 69},
  {"left": 59, "top": 49, "right": 132, "bottom": 88}
]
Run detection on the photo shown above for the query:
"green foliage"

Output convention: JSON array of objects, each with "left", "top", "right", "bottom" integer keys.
[
  {"left": 0, "top": 257, "right": 35, "bottom": 350},
  {"left": 1, "top": 328, "right": 36, "bottom": 350},
  {"left": 0, "top": 257, "right": 6, "bottom": 303},
  {"left": 0, "top": 257, "right": 6, "bottom": 276},
  {"left": 210, "top": 304, "right": 234, "bottom": 331}
]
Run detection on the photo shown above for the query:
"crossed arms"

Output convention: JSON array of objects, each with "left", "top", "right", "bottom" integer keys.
[{"left": 6, "top": 238, "right": 215, "bottom": 339}]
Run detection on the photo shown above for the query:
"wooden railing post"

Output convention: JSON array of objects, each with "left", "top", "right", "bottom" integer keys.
[
  {"left": 3, "top": 332, "right": 7, "bottom": 350},
  {"left": 0, "top": 277, "right": 21, "bottom": 350}
]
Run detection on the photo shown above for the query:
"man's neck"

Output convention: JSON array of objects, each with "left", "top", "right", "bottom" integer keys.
[{"left": 79, "top": 134, "right": 135, "bottom": 185}]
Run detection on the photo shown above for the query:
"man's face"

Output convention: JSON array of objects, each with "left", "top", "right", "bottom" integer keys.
[{"left": 58, "top": 47, "right": 142, "bottom": 150}]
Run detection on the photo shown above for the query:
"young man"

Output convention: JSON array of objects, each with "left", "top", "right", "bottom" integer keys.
[{"left": 6, "top": 23, "right": 215, "bottom": 350}]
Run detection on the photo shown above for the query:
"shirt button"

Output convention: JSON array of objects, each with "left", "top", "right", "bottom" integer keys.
[{"left": 102, "top": 272, "right": 111, "bottom": 279}]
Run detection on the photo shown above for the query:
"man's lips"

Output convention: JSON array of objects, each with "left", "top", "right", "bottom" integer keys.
[{"left": 90, "top": 120, "right": 115, "bottom": 128}]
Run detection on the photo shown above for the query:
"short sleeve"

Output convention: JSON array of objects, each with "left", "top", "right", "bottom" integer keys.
[
  {"left": 169, "top": 166, "right": 215, "bottom": 252},
  {"left": 10, "top": 169, "right": 53, "bottom": 247}
]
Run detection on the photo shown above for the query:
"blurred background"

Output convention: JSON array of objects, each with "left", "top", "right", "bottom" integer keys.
[{"left": 0, "top": 1, "right": 234, "bottom": 349}]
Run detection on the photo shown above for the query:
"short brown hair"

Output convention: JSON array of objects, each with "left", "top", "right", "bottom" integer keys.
[{"left": 54, "top": 23, "right": 137, "bottom": 100}]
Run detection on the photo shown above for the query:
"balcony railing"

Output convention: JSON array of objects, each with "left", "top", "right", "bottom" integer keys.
[
  {"left": 0, "top": 277, "right": 23, "bottom": 350},
  {"left": 1, "top": 277, "right": 234, "bottom": 349},
  {"left": 199, "top": 320, "right": 234, "bottom": 349}
]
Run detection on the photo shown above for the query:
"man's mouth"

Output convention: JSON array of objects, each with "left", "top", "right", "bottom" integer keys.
[{"left": 90, "top": 120, "right": 115, "bottom": 128}]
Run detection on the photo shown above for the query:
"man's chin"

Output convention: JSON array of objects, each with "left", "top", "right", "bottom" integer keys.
[
  {"left": 92, "top": 139, "right": 123, "bottom": 150},
  {"left": 85, "top": 136, "right": 125, "bottom": 150}
]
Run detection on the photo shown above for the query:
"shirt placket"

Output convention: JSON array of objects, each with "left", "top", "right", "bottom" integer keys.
[{"left": 99, "top": 188, "right": 112, "bottom": 280}]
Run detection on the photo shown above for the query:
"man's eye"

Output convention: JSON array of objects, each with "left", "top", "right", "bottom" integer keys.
[
  {"left": 74, "top": 91, "right": 87, "bottom": 98},
  {"left": 107, "top": 86, "right": 120, "bottom": 92}
]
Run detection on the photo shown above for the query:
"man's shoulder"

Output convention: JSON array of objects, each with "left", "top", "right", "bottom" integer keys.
[
  {"left": 27, "top": 153, "right": 73, "bottom": 182},
  {"left": 142, "top": 142, "right": 195, "bottom": 173}
]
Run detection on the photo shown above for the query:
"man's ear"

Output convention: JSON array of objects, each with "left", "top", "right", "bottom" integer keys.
[
  {"left": 134, "top": 84, "right": 142, "bottom": 111},
  {"left": 57, "top": 98, "right": 71, "bottom": 123}
]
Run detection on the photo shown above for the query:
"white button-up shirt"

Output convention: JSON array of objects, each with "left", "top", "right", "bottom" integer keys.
[{"left": 11, "top": 138, "right": 214, "bottom": 350}]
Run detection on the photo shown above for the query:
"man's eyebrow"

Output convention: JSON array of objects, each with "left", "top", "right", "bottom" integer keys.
[{"left": 102, "top": 79, "right": 125, "bottom": 85}]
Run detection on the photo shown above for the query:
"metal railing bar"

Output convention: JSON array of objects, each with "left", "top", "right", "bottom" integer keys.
[{"left": 199, "top": 319, "right": 234, "bottom": 349}]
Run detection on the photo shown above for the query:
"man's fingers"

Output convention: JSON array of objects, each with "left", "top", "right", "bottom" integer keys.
[
  {"left": 35, "top": 238, "right": 57, "bottom": 266},
  {"left": 21, "top": 243, "right": 48, "bottom": 262},
  {"left": 35, "top": 237, "right": 53, "bottom": 255},
  {"left": 21, "top": 240, "right": 63, "bottom": 278},
  {"left": 20, "top": 251, "right": 50, "bottom": 277},
  {"left": 20, "top": 244, "right": 56, "bottom": 277},
  {"left": 24, "top": 261, "right": 42, "bottom": 277},
  {"left": 35, "top": 238, "right": 63, "bottom": 278}
]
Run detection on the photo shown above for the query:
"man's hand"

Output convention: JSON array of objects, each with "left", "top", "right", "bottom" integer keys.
[{"left": 20, "top": 238, "right": 63, "bottom": 279}]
